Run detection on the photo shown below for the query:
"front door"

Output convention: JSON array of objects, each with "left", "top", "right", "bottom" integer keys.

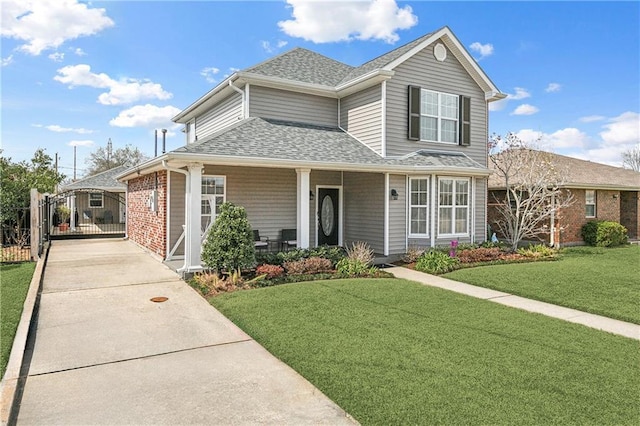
[{"left": 317, "top": 188, "right": 339, "bottom": 246}]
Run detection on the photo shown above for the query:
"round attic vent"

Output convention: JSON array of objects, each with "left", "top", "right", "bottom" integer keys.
[{"left": 434, "top": 43, "right": 447, "bottom": 62}]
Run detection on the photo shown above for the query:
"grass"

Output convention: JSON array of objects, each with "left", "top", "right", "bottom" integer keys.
[
  {"left": 212, "top": 279, "right": 639, "bottom": 425},
  {"left": 444, "top": 244, "right": 640, "bottom": 324},
  {"left": 0, "top": 262, "right": 36, "bottom": 378}
]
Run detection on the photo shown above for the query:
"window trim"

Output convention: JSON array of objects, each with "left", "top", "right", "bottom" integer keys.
[
  {"left": 88, "top": 192, "right": 104, "bottom": 209},
  {"left": 201, "top": 175, "right": 226, "bottom": 232},
  {"left": 585, "top": 189, "right": 596, "bottom": 218},
  {"left": 437, "top": 177, "right": 471, "bottom": 237},
  {"left": 408, "top": 176, "right": 430, "bottom": 238}
]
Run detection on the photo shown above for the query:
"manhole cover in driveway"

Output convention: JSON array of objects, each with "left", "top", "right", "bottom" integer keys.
[{"left": 150, "top": 297, "right": 168, "bottom": 303}]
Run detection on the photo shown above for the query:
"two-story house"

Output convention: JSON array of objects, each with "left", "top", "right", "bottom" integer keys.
[{"left": 118, "top": 26, "right": 505, "bottom": 274}]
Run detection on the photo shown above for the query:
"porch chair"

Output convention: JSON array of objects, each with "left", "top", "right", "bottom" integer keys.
[
  {"left": 253, "top": 230, "right": 269, "bottom": 251},
  {"left": 281, "top": 229, "right": 297, "bottom": 251}
]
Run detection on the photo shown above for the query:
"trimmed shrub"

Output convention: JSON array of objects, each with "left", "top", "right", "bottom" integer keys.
[
  {"left": 255, "top": 264, "right": 285, "bottom": 279},
  {"left": 517, "top": 244, "right": 556, "bottom": 258},
  {"left": 581, "top": 221, "right": 628, "bottom": 247},
  {"left": 201, "top": 203, "right": 255, "bottom": 272},
  {"left": 457, "top": 247, "right": 503, "bottom": 263},
  {"left": 284, "top": 257, "right": 333, "bottom": 275},
  {"left": 255, "top": 246, "right": 346, "bottom": 267},
  {"left": 415, "top": 250, "right": 459, "bottom": 274}
]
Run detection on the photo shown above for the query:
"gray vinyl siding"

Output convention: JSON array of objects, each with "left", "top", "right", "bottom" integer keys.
[
  {"left": 168, "top": 172, "right": 186, "bottom": 257},
  {"left": 75, "top": 191, "right": 123, "bottom": 223},
  {"left": 388, "top": 174, "right": 407, "bottom": 254},
  {"left": 250, "top": 86, "right": 338, "bottom": 127},
  {"left": 343, "top": 172, "right": 384, "bottom": 253},
  {"left": 474, "top": 177, "right": 487, "bottom": 242},
  {"left": 195, "top": 93, "right": 243, "bottom": 142},
  {"left": 203, "top": 165, "right": 297, "bottom": 242},
  {"left": 339, "top": 84, "right": 383, "bottom": 154},
  {"left": 385, "top": 40, "right": 488, "bottom": 165}
]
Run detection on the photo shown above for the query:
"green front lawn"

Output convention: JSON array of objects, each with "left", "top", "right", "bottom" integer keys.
[
  {"left": 212, "top": 279, "right": 639, "bottom": 425},
  {"left": 444, "top": 245, "right": 640, "bottom": 324},
  {"left": 0, "top": 262, "right": 36, "bottom": 378}
]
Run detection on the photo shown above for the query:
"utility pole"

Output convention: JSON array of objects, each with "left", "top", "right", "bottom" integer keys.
[
  {"left": 107, "top": 138, "right": 113, "bottom": 169},
  {"left": 73, "top": 146, "right": 77, "bottom": 181},
  {"left": 55, "top": 153, "right": 59, "bottom": 192}
]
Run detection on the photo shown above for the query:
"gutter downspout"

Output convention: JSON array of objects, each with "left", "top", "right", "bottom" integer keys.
[
  {"left": 162, "top": 160, "right": 189, "bottom": 273},
  {"left": 229, "top": 80, "right": 246, "bottom": 119}
]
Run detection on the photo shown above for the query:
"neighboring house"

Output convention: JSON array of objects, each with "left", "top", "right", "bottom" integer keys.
[
  {"left": 118, "top": 26, "right": 506, "bottom": 274},
  {"left": 488, "top": 151, "right": 640, "bottom": 246},
  {"left": 62, "top": 165, "right": 128, "bottom": 228}
]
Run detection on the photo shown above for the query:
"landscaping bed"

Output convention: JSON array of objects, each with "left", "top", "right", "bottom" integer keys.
[{"left": 211, "top": 278, "right": 639, "bottom": 425}]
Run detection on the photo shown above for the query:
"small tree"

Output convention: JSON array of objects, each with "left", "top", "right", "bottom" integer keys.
[
  {"left": 201, "top": 202, "right": 255, "bottom": 273},
  {"left": 489, "top": 133, "right": 574, "bottom": 251},
  {"left": 621, "top": 145, "right": 640, "bottom": 171}
]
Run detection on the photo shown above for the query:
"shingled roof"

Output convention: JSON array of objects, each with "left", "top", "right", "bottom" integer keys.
[
  {"left": 63, "top": 165, "right": 128, "bottom": 192},
  {"left": 172, "top": 117, "right": 486, "bottom": 173},
  {"left": 488, "top": 150, "right": 640, "bottom": 190}
]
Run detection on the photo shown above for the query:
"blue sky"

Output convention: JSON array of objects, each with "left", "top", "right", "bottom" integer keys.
[{"left": 2, "top": 0, "right": 638, "bottom": 178}]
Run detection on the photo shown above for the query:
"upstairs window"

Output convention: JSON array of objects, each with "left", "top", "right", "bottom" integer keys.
[
  {"left": 585, "top": 190, "right": 596, "bottom": 218},
  {"left": 409, "top": 86, "right": 470, "bottom": 146}
]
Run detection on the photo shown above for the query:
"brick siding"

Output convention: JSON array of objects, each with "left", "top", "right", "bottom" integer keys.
[
  {"left": 488, "top": 188, "right": 637, "bottom": 246},
  {"left": 127, "top": 171, "right": 167, "bottom": 258}
]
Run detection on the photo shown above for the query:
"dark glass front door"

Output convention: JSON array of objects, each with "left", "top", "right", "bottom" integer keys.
[{"left": 317, "top": 188, "right": 339, "bottom": 246}]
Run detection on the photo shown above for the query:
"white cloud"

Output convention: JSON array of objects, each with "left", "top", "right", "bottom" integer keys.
[
  {"left": 511, "top": 104, "right": 539, "bottom": 116},
  {"left": 72, "top": 47, "right": 86, "bottom": 56},
  {"left": 200, "top": 67, "right": 220, "bottom": 83},
  {"left": 1, "top": 55, "right": 14, "bottom": 67},
  {"left": 68, "top": 140, "right": 94, "bottom": 147},
  {"left": 109, "top": 104, "right": 181, "bottom": 128},
  {"left": 489, "top": 87, "right": 531, "bottom": 112},
  {"left": 261, "top": 39, "right": 290, "bottom": 53},
  {"left": 579, "top": 115, "right": 606, "bottom": 123},
  {"left": 545, "top": 82, "right": 561, "bottom": 93},
  {"left": 515, "top": 128, "right": 589, "bottom": 150},
  {"left": 42, "top": 124, "right": 94, "bottom": 134},
  {"left": 48, "top": 52, "right": 64, "bottom": 62},
  {"left": 278, "top": 0, "right": 418, "bottom": 44},
  {"left": 0, "top": 0, "right": 114, "bottom": 55},
  {"left": 469, "top": 42, "right": 493, "bottom": 59},
  {"left": 54, "top": 64, "right": 172, "bottom": 105},
  {"left": 599, "top": 111, "right": 640, "bottom": 146}
]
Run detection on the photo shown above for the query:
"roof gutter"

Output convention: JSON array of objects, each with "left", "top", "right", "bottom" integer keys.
[{"left": 228, "top": 79, "right": 245, "bottom": 118}]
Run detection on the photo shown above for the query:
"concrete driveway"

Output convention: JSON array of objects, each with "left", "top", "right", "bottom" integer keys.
[{"left": 16, "top": 239, "right": 355, "bottom": 425}]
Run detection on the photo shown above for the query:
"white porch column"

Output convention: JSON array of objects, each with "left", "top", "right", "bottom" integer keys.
[
  {"left": 70, "top": 193, "right": 76, "bottom": 231},
  {"left": 181, "top": 163, "right": 203, "bottom": 274},
  {"left": 296, "top": 168, "right": 311, "bottom": 248}
]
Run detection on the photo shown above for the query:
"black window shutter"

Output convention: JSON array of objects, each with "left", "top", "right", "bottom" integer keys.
[
  {"left": 408, "top": 86, "right": 421, "bottom": 141},
  {"left": 459, "top": 96, "right": 471, "bottom": 146}
]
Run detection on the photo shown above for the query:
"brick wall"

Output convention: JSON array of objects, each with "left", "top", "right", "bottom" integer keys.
[
  {"left": 559, "top": 189, "right": 620, "bottom": 244},
  {"left": 127, "top": 171, "right": 167, "bottom": 258},
  {"left": 620, "top": 191, "right": 640, "bottom": 240}
]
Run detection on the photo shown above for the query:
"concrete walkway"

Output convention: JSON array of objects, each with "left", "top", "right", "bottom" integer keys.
[
  {"left": 388, "top": 267, "right": 640, "bottom": 340},
  {"left": 14, "top": 239, "right": 355, "bottom": 425}
]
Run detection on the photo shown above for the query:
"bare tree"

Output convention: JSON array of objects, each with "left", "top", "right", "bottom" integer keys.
[
  {"left": 622, "top": 145, "right": 640, "bottom": 171},
  {"left": 85, "top": 143, "right": 148, "bottom": 176},
  {"left": 489, "top": 133, "right": 574, "bottom": 251}
]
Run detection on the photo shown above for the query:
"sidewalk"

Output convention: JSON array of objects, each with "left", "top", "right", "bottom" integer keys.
[
  {"left": 388, "top": 267, "right": 640, "bottom": 341},
  {"left": 11, "top": 239, "right": 355, "bottom": 425}
]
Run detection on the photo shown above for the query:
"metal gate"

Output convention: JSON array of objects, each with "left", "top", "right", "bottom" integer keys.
[{"left": 45, "top": 189, "right": 126, "bottom": 240}]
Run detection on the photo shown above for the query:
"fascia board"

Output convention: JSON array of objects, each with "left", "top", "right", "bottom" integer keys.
[
  {"left": 172, "top": 75, "right": 238, "bottom": 123},
  {"left": 166, "top": 152, "right": 491, "bottom": 177},
  {"left": 335, "top": 70, "right": 394, "bottom": 97},
  {"left": 236, "top": 72, "right": 338, "bottom": 98}
]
